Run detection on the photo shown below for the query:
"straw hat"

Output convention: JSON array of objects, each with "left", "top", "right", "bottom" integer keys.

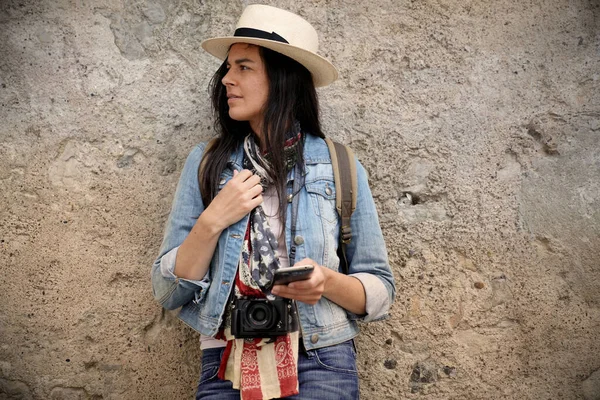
[{"left": 201, "top": 4, "right": 338, "bottom": 87}]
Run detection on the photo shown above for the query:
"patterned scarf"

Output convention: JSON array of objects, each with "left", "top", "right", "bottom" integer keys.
[{"left": 217, "top": 123, "right": 303, "bottom": 400}]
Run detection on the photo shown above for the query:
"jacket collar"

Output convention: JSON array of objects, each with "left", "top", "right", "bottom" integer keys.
[
  {"left": 302, "top": 134, "right": 331, "bottom": 164},
  {"left": 225, "top": 133, "right": 332, "bottom": 172},
  {"left": 226, "top": 142, "right": 245, "bottom": 172}
]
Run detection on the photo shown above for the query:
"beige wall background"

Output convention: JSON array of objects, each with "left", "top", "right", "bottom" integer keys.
[{"left": 1, "top": 0, "right": 599, "bottom": 399}]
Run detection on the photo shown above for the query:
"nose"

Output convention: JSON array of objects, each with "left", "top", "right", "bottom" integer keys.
[{"left": 222, "top": 68, "right": 235, "bottom": 86}]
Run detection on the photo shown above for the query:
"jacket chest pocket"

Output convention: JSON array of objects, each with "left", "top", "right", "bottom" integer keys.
[{"left": 305, "top": 179, "right": 338, "bottom": 225}]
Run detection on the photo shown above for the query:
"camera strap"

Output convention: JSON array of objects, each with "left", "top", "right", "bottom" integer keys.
[{"left": 288, "top": 162, "right": 304, "bottom": 266}]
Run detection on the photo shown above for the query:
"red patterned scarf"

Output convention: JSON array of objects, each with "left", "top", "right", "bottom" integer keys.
[{"left": 216, "top": 128, "right": 303, "bottom": 400}]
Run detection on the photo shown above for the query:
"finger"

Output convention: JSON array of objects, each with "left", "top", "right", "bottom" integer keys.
[
  {"left": 299, "top": 298, "right": 320, "bottom": 305},
  {"left": 282, "top": 290, "right": 321, "bottom": 305},
  {"left": 274, "top": 283, "right": 316, "bottom": 298},
  {"left": 248, "top": 194, "right": 263, "bottom": 209},
  {"left": 271, "top": 284, "right": 300, "bottom": 296},
  {"left": 248, "top": 184, "right": 263, "bottom": 198},
  {"left": 274, "top": 289, "right": 320, "bottom": 305},
  {"left": 233, "top": 169, "right": 253, "bottom": 181},
  {"left": 287, "top": 279, "right": 315, "bottom": 290},
  {"left": 293, "top": 258, "right": 316, "bottom": 268},
  {"left": 271, "top": 284, "right": 287, "bottom": 295},
  {"left": 233, "top": 169, "right": 239, "bottom": 177},
  {"left": 242, "top": 173, "right": 262, "bottom": 188}
]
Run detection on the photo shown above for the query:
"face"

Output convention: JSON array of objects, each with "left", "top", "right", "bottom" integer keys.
[{"left": 222, "top": 43, "right": 269, "bottom": 133}]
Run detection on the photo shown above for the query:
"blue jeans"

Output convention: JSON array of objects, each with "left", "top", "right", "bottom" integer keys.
[{"left": 196, "top": 340, "right": 359, "bottom": 400}]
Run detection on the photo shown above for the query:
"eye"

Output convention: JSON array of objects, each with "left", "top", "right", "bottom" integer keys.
[{"left": 240, "top": 65, "right": 250, "bottom": 71}]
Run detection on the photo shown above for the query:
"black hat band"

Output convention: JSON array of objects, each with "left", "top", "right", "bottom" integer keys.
[{"left": 233, "top": 28, "right": 289, "bottom": 44}]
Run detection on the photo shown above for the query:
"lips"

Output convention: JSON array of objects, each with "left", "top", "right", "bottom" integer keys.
[{"left": 227, "top": 94, "right": 242, "bottom": 105}]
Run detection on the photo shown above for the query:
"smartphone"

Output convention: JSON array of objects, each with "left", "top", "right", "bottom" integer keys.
[{"left": 273, "top": 265, "right": 314, "bottom": 285}]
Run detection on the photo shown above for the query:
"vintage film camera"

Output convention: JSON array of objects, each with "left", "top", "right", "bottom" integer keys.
[{"left": 230, "top": 298, "right": 293, "bottom": 338}]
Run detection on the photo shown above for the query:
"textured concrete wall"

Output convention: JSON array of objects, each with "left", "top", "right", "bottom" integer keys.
[{"left": 1, "top": 0, "right": 599, "bottom": 399}]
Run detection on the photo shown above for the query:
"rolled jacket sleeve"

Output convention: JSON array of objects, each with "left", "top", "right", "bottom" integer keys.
[
  {"left": 350, "top": 272, "right": 391, "bottom": 322},
  {"left": 151, "top": 143, "right": 211, "bottom": 310},
  {"left": 159, "top": 246, "right": 209, "bottom": 286},
  {"left": 345, "top": 159, "right": 396, "bottom": 322}
]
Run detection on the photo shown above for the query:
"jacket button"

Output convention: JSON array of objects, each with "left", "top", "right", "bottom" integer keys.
[
  {"left": 287, "top": 193, "right": 293, "bottom": 203},
  {"left": 294, "top": 235, "right": 304, "bottom": 245},
  {"left": 219, "top": 178, "right": 226, "bottom": 185},
  {"left": 325, "top": 186, "right": 332, "bottom": 195},
  {"left": 310, "top": 334, "right": 319, "bottom": 344}
]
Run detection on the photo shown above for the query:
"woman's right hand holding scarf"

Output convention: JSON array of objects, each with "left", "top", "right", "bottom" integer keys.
[
  {"left": 206, "top": 169, "right": 263, "bottom": 231},
  {"left": 173, "top": 169, "right": 262, "bottom": 281}
]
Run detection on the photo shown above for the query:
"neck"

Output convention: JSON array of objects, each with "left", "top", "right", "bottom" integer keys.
[{"left": 250, "top": 119, "right": 267, "bottom": 152}]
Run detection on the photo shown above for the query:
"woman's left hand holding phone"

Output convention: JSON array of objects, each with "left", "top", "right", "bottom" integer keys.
[
  {"left": 272, "top": 258, "right": 367, "bottom": 315},
  {"left": 174, "top": 169, "right": 263, "bottom": 280},
  {"left": 271, "top": 258, "right": 327, "bottom": 305}
]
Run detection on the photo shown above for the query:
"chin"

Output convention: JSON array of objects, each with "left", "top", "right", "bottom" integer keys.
[{"left": 228, "top": 111, "right": 249, "bottom": 122}]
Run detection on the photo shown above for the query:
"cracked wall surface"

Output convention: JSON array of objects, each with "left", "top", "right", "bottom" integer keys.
[{"left": 1, "top": 0, "right": 599, "bottom": 399}]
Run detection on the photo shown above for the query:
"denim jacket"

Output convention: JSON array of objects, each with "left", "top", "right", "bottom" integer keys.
[{"left": 151, "top": 134, "right": 395, "bottom": 350}]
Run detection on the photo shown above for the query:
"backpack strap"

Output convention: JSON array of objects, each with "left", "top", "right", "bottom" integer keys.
[{"left": 324, "top": 138, "right": 358, "bottom": 275}]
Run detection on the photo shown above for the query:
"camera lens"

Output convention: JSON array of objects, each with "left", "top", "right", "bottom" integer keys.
[
  {"left": 248, "top": 302, "right": 276, "bottom": 329},
  {"left": 253, "top": 308, "right": 266, "bottom": 321}
]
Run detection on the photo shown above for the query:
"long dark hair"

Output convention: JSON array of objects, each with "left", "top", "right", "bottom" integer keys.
[{"left": 200, "top": 45, "right": 324, "bottom": 223}]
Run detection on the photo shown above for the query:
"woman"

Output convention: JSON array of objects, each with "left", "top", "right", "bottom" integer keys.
[{"left": 151, "top": 5, "right": 395, "bottom": 400}]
